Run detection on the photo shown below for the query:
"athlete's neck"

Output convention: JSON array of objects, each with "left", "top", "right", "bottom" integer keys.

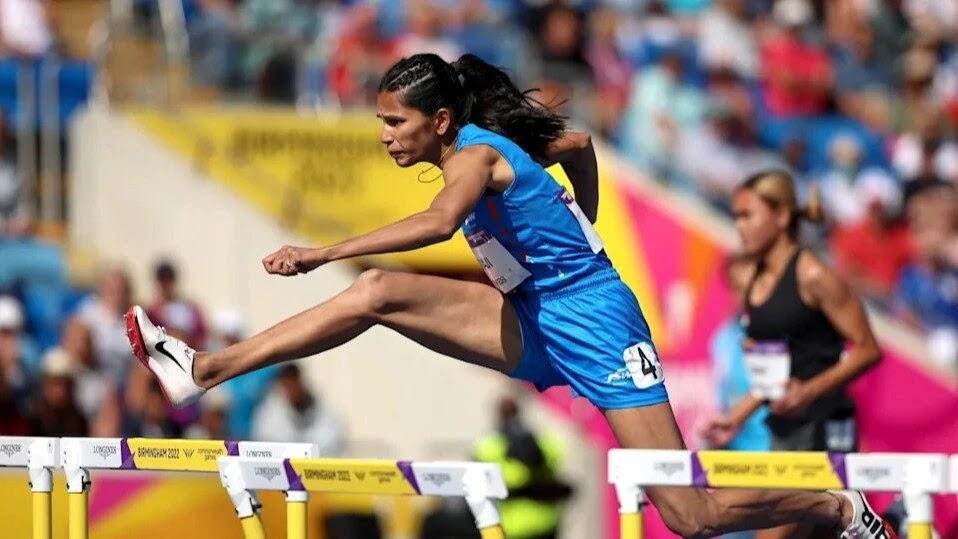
[
  {"left": 761, "top": 235, "right": 799, "bottom": 276},
  {"left": 434, "top": 127, "right": 460, "bottom": 168}
]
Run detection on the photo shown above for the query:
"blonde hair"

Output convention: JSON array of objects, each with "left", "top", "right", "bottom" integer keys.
[{"left": 738, "top": 169, "right": 823, "bottom": 236}]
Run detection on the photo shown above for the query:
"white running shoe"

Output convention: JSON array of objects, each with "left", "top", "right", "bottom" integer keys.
[
  {"left": 125, "top": 305, "right": 205, "bottom": 407},
  {"left": 837, "top": 491, "right": 897, "bottom": 539}
]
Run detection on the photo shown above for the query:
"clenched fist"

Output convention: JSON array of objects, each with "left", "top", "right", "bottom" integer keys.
[{"left": 262, "top": 245, "right": 325, "bottom": 276}]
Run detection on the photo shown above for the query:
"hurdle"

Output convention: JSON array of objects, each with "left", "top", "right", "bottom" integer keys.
[
  {"left": 59, "top": 437, "right": 317, "bottom": 539},
  {"left": 217, "top": 455, "right": 510, "bottom": 539},
  {"left": 0, "top": 437, "right": 60, "bottom": 539},
  {"left": 609, "top": 449, "right": 952, "bottom": 539}
]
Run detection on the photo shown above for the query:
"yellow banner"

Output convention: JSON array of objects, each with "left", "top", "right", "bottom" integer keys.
[
  {"left": 290, "top": 458, "right": 418, "bottom": 495},
  {"left": 127, "top": 438, "right": 227, "bottom": 472},
  {"left": 697, "top": 451, "right": 844, "bottom": 490},
  {"left": 128, "top": 108, "right": 575, "bottom": 270}
]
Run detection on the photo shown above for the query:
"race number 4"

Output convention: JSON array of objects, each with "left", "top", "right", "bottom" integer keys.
[{"left": 624, "top": 342, "right": 664, "bottom": 389}]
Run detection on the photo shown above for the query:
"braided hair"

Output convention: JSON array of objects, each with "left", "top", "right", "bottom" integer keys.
[{"left": 378, "top": 53, "right": 566, "bottom": 162}]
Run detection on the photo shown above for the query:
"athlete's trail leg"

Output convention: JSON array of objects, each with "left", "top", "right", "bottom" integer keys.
[
  {"left": 192, "top": 269, "right": 523, "bottom": 387},
  {"left": 605, "top": 404, "right": 850, "bottom": 538}
]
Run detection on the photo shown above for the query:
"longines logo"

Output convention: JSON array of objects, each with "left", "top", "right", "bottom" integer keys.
[
  {"left": 0, "top": 443, "right": 23, "bottom": 459},
  {"left": 92, "top": 445, "right": 117, "bottom": 460},
  {"left": 254, "top": 467, "right": 282, "bottom": 482},
  {"left": 654, "top": 462, "right": 686, "bottom": 477},
  {"left": 857, "top": 467, "right": 891, "bottom": 482},
  {"left": 422, "top": 472, "right": 452, "bottom": 488}
]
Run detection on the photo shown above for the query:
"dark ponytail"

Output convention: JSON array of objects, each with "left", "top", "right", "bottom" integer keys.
[{"left": 379, "top": 53, "right": 566, "bottom": 162}]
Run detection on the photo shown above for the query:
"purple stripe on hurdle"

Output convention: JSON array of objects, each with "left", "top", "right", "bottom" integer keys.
[
  {"left": 397, "top": 461, "right": 421, "bottom": 494},
  {"left": 225, "top": 440, "right": 240, "bottom": 456},
  {"left": 691, "top": 452, "right": 708, "bottom": 487},
  {"left": 284, "top": 459, "right": 305, "bottom": 491},
  {"left": 120, "top": 438, "right": 135, "bottom": 469},
  {"left": 828, "top": 453, "right": 848, "bottom": 487}
]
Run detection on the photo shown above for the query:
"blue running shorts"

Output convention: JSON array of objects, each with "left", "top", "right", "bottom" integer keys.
[{"left": 507, "top": 269, "right": 670, "bottom": 410}]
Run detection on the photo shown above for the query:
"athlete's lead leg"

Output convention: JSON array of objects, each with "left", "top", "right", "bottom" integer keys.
[{"left": 127, "top": 269, "right": 524, "bottom": 405}]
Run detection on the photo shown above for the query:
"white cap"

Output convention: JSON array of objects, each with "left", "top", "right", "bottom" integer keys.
[
  {"left": 42, "top": 347, "right": 78, "bottom": 379},
  {"left": 774, "top": 0, "right": 812, "bottom": 27},
  {"left": 0, "top": 296, "right": 24, "bottom": 331},
  {"left": 856, "top": 169, "right": 902, "bottom": 214},
  {"left": 213, "top": 309, "right": 246, "bottom": 339}
]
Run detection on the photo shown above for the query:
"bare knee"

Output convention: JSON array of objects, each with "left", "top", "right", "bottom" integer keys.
[
  {"left": 652, "top": 489, "right": 721, "bottom": 539},
  {"left": 351, "top": 269, "right": 397, "bottom": 317}
]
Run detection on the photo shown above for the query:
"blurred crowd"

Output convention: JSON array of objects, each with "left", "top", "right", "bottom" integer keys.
[{"left": 0, "top": 216, "right": 346, "bottom": 451}]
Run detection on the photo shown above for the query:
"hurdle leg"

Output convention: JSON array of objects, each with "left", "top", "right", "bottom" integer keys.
[
  {"left": 614, "top": 481, "right": 645, "bottom": 539},
  {"left": 218, "top": 457, "right": 267, "bottom": 539},
  {"left": 27, "top": 439, "right": 58, "bottom": 539},
  {"left": 903, "top": 489, "right": 933, "bottom": 539},
  {"left": 65, "top": 466, "right": 91, "bottom": 539},
  {"left": 285, "top": 490, "right": 308, "bottom": 539},
  {"left": 461, "top": 466, "right": 507, "bottom": 538},
  {"left": 30, "top": 488, "right": 51, "bottom": 539}
]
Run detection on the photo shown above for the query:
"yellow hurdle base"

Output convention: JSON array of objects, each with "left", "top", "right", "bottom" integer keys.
[
  {"left": 479, "top": 524, "right": 506, "bottom": 539},
  {"left": 31, "top": 492, "right": 51, "bottom": 539},
  {"left": 620, "top": 511, "right": 643, "bottom": 539}
]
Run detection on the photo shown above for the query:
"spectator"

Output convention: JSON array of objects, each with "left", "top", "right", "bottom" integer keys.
[
  {"left": 146, "top": 259, "right": 208, "bottom": 350},
  {"left": 209, "top": 309, "right": 277, "bottom": 440},
  {"left": 28, "top": 347, "right": 87, "bottom": 437},
  {"left": 698, "top": 0, "right": 759, "bottom": 80},
  {"left": 583, "top": 6, "right": 632, "bottom": 139},
  {"left": 185, "top": 387, "right": 232, "bottom": 439},
  {"left": 831, "top": 176, "right": 912, "bottom": 304},
  {"left": 394, "top": 0, "right": 462, "bottom": 62},
  {"left": 61, "top": 316, "right": 121, "bottom": 436},
  {"left": 187, "top": 0, "right": 242, "bottom": 89},
  {"left": 0, "top": 359, "right": 29, "bottom": 434},
  {"left": 251, "top": 363, "right": 344, "bottom": 455},
  {"left": 827, "top": 6, "right": 896, "bottom": 132},
  {"left": 0, "top": 111, "right": 21, "bottom": 222},
  {"left": 137, "top": 379, "right": 182, "bottom": 438},
  {"left": 759, "top": 0, "right": 834, "bottom": 118},
  {"left": 675, "top": 97, "right": 782, "bottom": 208},
  {"left": 75, "top": 266, "right": 136, "bottom": 387},
  {"left": 0, "top": 295, "right": 38, "bottom": 404},
  {"left": 818, "top": 134, "right": 899, "bottom": 226},
  {"left": 619, "top": 45, "right": 706, "bottom": 182},
  {"left": 326, "top": 5, "right": 396, "bottom": 106},
  {"left": 895, "top": 179, "right": 958, "bottom": 368}
]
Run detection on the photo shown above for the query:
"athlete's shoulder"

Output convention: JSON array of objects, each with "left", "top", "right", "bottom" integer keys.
[{"left": 796, "top": 249, "right": 848, "bottom": 304}]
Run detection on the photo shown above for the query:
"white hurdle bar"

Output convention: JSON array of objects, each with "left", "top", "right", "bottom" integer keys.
[
  {"left": 609, "top": 449, "right": 953, "bottom": 539},
  {"left": 59, "top": 438, "right": 317, "bottom": 539},
  {"left": 218, "top": 456, "right": 510, "bottom": 539},
  {"left": 0, "top": 437, "right": 60, "bottom": 539}
]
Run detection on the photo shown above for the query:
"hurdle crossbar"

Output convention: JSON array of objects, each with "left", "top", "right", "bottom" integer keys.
[
  {"left": 60, "top": 438, "right": 317, "bottom": 539},
  {"left": 609, "top": 449, "right": 952, "bottom": 539},
  {"left": 0, "top": 437, "right": 60, "bottom": 539},
  {"left": 218, "top": 456, "right": 510, "bottom": 539}
]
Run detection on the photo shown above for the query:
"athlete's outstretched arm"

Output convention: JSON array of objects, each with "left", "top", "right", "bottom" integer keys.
[
  {"left": 541, "top": 131, "right": 598, "bottom": 223},
  {"left": 263, "top": 147, "right": 492, "bottom": 275}
]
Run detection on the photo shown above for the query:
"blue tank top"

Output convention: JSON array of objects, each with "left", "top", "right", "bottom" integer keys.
[{"left": 456, "top": 124, "right": 615, "bottom": 294}]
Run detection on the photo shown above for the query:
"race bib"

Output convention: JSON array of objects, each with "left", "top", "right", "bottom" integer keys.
[
  {"left": 466, "top": 229, "right": 531, "bottom": 293},
  {"left": 743, "top": 340, "right": 791, "bottom": 400},
  {"left": 624, "top": 342, "right": 664, "bottom": 389},
  {"left": 559, "top": 190, "right": 603, "bottom": 254}
]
